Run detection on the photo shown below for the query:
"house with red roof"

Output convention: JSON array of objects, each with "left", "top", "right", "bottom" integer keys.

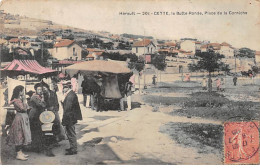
[
  {"left": 200, "top": 43, "right": 221, "bottom": 53},
  {"left": 8, "top": 38, "right": 30, "bottom": 48},
  {"left": 49, "top": 39, "right": 82, "bottom": 60},
  {"left": 42, "top": 31, "right": 56, "bottom": 40},
  {"left": 131, "top": 39, "right": 156, "bottom": 56}
]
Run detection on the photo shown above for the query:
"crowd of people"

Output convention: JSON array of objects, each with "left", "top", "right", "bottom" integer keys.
[
  {"left": 4, "top": 73, "right": 134, "bottom": 161},
  {"left": 5, "top": 81, "right": 82, "bottom": 161}
]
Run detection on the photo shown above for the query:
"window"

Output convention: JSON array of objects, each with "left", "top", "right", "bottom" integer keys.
[
  {"left": 148, "top": 47, "right": 150, "bottom": 53},
  {"left": 73, "top": 47, "right": 77, "bottom": 56}
]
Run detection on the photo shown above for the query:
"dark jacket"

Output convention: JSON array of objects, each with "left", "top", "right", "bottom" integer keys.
[
  {"left": 62, "top": 90, "right": 82, "bottom": 126},
  {"left": 29, "top": 94, "right": 46, "bottom": 122},
  {"left": 44, "top": 90, "right": 59, "bottom": 113},
  {"left": 81, "top": 77, "right": 100, "bottom": 95}
]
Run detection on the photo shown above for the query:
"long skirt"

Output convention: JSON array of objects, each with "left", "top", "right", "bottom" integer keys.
[
  {"left": 30, "top": 120, "right": 44, "bottom": 151},
  {"left": 7, "top": 113, "right": 31, "bottom": 146}
]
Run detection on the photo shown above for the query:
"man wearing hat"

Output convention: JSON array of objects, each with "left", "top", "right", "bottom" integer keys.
[{"left": 61, "top": 81, "right": 82, "bottom": 155}]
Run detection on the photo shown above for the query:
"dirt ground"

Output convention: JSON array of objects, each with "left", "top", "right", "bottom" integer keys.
[{"left": 0, "top": 73, "right": 259, "bottom": 165}]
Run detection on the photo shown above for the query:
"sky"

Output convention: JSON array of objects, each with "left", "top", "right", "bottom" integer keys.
[{"left": 0, "top": 0, "right": 260, "bottom": 50}]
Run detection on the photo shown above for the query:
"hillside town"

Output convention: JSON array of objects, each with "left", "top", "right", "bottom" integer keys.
[
  {"left": 0, "top": 10, "right": 259, "bottom": 74},
  {"left": 0, "top": 9, "right": 259, "bottom": 165}
]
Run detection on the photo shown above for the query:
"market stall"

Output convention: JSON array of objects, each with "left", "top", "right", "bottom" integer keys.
[
  {"left": 1, "top": 59, "right": 57, "bottom": 78},
  {"left": 63, "top": 59, "right": 132, "bottom": 99}
]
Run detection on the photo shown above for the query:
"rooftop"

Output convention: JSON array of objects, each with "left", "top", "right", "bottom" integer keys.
[
  {"left": 54, "top": 39, "right": 75, "bottom": 48},
  {"left": 221, "top": 42, "right": 231, "bottom": 47},
  {"left": 132, "top": 39, "right": 152, "bottom": 47}
]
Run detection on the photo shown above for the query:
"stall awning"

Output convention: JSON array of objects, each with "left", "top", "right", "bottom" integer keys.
[
  {"left": 1, "top": 59, "right": 57, "bottom": 75},
  {"left": 63, "top": 59, "right": 131, "bottom": 77}
]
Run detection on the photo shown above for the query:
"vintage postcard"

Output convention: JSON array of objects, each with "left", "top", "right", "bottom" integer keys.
[{"left": 0, "top": 0, "right": 259, "bottom": 165}]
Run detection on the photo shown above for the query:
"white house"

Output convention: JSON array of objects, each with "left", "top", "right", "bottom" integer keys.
[
  {"left": 220, "top": 42, "right": 234, "bottom": 58},
  {"left": 180, "top": 40, "right": 196, "bottom": 53},
  {"left": 49, "top": 39, "right": 82, "bottom": 60},
  {"left": 255, "top": 51, "right": 260, "bottom": 67},
  {"left": 132, "top": 39, "right": 156, "bottom": 56},
  {"left": 195, "top": 41, "right": 202, "bottom": 52}
]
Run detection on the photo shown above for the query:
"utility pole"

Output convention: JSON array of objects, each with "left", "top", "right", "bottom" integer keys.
[
  {"left": 143, "top": 30, "right": 147, "bottom": 89},
  {"left": 13, "top": 46, "right": 15, "bottom": 60},
  {"left": 234, "top": 51, "right": 237, "bottom": 73},
  {"left": 0, "top": 44, "right": 2, "bottom": 80},
  {"left": 41, "top": 42, "right": 44, "bottom": 61}
]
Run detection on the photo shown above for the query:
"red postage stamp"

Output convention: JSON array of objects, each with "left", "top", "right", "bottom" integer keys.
[{"left": 224, "top": 121, "right": 259, "bottom": 164}]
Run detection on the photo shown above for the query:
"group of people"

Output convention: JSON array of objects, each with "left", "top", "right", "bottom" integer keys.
[
  {"left": 81, "top": 75, "right": 134, "bottom": 112},
  {"left": 201, "top": 76, "right": 225, "bottom": 91},
  {"left": 6, "top": 81, "right": 82, "bottom": 161},
  {"left": 5, "top": 73, "right": 135, "bottom": 161},
  {"left": 201, "top": 75, "right": 238, "bottom": 91}
]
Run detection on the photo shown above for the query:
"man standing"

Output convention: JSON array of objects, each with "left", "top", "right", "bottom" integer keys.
[
  {"left": 61, "top": 82, "right": 82, "bottom": 155},
  {"left": 152, "top": 75, "right": 157, "bottom": 86},
  {"left": 233, "top": 76, "right": 238, "bottom": 86},
  {"left": 202, "top": 77, "right": 207, "bottom": 90},
  {"left": 81, "top": 76, "right": 91, "bottom": 108},
  {"left": 125, "top": 81, "right": 133, "bottom": 111}
]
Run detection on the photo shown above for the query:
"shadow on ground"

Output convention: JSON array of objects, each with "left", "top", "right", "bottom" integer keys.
[{"left": 1, "top": 123, "right": 172, "bottom": 165}]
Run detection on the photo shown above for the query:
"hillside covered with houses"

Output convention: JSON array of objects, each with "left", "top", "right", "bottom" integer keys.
[{"left": 0, "top": 10, "right": 259, "bottom": 76}]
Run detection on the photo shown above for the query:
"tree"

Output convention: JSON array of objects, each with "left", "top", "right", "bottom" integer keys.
[
  {"left": 43, "top": 42, "right": 54, "bottom": 49},
  {"left": 252, "top": 66, "right": 258, "bottom": 76},
  {"left": 34, "top": 49, "right": 52, "bottom": 67},
  {"left": 100, "top": 42, "right": 114, "bottom": 50},
  {"left": 62, "top": 34, "right": 74, "bottom": 40},
  {"left": 151, "top": 53, "right": 167, "bottom": 71},
  {"left": 81, "top": 49, "right": 88, "bottom": 60},
  {"left": 237, "top": 48, "right": 255, "bottom": 58},
  {"left": 189, "top": 50, "right": 226, "bottom": 92},
  {"left": 1, "top": 46, "right": 12, "bottom": 62},
  {"left": 219, "top": 62, "right": 231, "bottom": 75},
  {"left": 131, "top": 57, "right": 145, "bottom": 94},
  {"left": 151, "top": 53, "right": 167, "bottom": 82}
]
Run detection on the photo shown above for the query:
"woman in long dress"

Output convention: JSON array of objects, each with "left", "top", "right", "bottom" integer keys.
[{"left": 6, "top": 85, "right": 31, "bottom": 161}]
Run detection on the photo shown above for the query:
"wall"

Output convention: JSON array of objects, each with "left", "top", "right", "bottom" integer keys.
[
  {"left": 68, "top": 43, "right": 82, "bottom": 60},
  {"left": 255, "top": 55, "right": 260, "bottom": 66},
  {"left": 50, "top": 43, "right": 82, "bottom": 60},
  {"left": 180, "top": 40, "right": 195, "bottom": 53},
  {"left": 220, "top": 46, "right": 234, "bottom": 58},
  {"left": 132, "top": 43, "right": 156, "bottom": 56}
]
